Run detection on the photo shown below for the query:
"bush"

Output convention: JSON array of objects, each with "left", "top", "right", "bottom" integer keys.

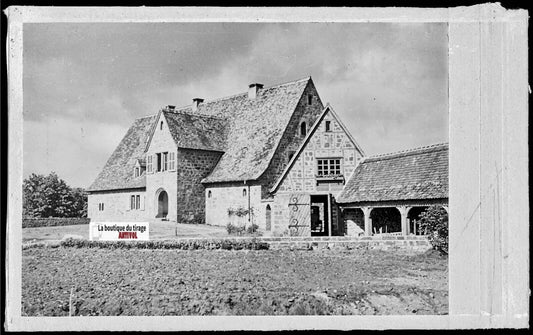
[
  {"left": 226, "top": 223, "right": 245, "bottom": 235},
  {"left": 246, "top": 224, "right": 259, "bottom": 234},
  {"left": 58, "top": 237, "right": 270, "bottom": 251},
  {"left": 23, "top": 217, "right": 90, "bottom": 228},
  {"left": 418, "top": 206, "right": 448, "bottom": 254}
]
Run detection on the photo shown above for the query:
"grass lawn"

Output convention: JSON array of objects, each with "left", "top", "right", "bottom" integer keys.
[
  {"left": 22, "top": 221, "right": 228, "bottom": 242},
  {"left": 22, "top": 247, "right": 448, "bottom": 316}
]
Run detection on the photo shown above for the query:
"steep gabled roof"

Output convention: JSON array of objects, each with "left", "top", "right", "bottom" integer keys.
[
  {"left": 88, "top": 115, "right": 156, "bottom": 192},
  {"left": 270, "top": 104, "right": 365, "bottom": 193},
  {"left": 88, "top": 77, "right": 316, "bottom": 191},
  {"left": 336, "top": 143, "right": 448, "bottom": 203},
  {"left": 200, "top": 77, "right": 313, "bottom": 183},
  {"left": 163, "top": 111, "right": 228, "bottom": 152}
]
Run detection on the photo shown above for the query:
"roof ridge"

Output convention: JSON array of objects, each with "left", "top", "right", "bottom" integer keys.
[
  {"left": 167, "top": 76, "right": 311, "bottom": 111},
  {"left": 366, "top": 142, "right": 449, "bottom": 161},
  {"left": 134, "top": 114, "right": 157, "bottom": 121},
  {"left": 163, "top": 109, "right": 226, "bottom": 120}
]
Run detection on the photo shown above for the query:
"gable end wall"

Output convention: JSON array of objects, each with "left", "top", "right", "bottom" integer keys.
[{"left": 257, "top": 81, "right": 324, "bottom": 199}]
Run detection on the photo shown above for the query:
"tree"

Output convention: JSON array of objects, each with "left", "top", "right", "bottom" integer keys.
[
  {"left": 71, "top": 187, "right": 88, "bottom": 218},
  {"left": 23, "top": 172, "right": 87, "bottom": 218},
  {"left": 418, "top": 206, "right": 448, "bottom": 254}
]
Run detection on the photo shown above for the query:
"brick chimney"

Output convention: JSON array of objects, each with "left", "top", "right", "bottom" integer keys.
[
  {"left": 192, "top": 98, "right": 204, "bottom": 112},
  {"left": 248, "top": 83, "right": 264, "bottom": 99}
]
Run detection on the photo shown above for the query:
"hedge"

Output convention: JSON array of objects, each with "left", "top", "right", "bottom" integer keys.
[
  {"left": 23, "top": 217, "right": 90, "bottom": 228},
  {"left": 59, "top": 237, "right": 270, "bottom": 250}
]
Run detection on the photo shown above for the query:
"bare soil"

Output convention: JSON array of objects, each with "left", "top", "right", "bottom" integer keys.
[{"left": 22, "top": 247, "right": 448, "bottom": 316}]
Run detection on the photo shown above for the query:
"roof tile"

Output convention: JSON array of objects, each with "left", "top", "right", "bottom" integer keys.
[
  {"left": 336, "top": 143, "right": 448, "bottom": 203},
  {"left": 88, "top": 77, "right": 312, "bottom": 190}
]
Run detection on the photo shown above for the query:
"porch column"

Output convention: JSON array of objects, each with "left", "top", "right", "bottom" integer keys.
[
  {"left": 399, "top": 206, "right": 409, "bottom": 236},
  {"left": 362, "top": 207, "right": 372, "bottom": 236},
  {"left": 327, "top": 194, "right": 332, "bottom": 236}
]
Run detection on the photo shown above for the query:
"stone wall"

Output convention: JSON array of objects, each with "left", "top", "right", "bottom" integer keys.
[
  {"left": 343, "top": 208, "right": 365, "bottom": 236},
  {"left": 88, "top": 189, "right": 148, "bottom": 222},
  {"left": 177, "top": 148, "right": 223, "bottom": 224},
  {"left": 265, "top": 235, "right": 432, "bottom": 252},
  {"left": 270, "top": 193, "right": 293, "bottom": 235},
  {"left": 258, "top": 80, "right": 325, "bottom": 199},
  {"left": 205, "top": 183, "right": 263, "bottom": 228}
]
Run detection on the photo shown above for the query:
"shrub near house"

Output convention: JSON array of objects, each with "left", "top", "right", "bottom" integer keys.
[{"left": 418, "top": 206, "right": 448, "bottom": 253}]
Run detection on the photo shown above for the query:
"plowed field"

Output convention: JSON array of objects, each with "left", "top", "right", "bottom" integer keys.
[{"left": 22, "top": 248, "right": 447, "bottom": 316}]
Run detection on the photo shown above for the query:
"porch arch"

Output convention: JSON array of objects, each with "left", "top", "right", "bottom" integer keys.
[
  {"left": 155, "top": 188, "right": 169, "bottom": 219},
  {"left": 370, "top": 207, "right": 401, "bottom": 234}
]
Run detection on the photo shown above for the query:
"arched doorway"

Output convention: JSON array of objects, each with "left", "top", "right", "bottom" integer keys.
[
  {"left": 408, "top": 206, "right": 429, "bottom": 235},
  {"left": 156, "top": 190, "right": 168, "bottom": 218},
  {"left": 370, "top": 207, "right": 401, "bottom": 234},
  {"left": 265, "top": 205, "right": 272, "bottom": 231},
  {"left": 342, "top": 208, "right": 365, "bottom": 236}
]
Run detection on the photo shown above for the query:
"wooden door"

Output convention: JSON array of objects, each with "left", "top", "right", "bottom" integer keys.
[{"left": 287, "top": 193, "right": 311, "bottom": 236}]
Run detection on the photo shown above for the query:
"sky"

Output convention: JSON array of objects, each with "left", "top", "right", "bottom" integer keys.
[{"left": 23, "top": 22, "right": 448, "bottom": 188}]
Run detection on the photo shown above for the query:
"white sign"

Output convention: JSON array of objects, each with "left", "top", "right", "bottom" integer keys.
[{"left": 89, "top": 222, "right": 149, "bottom": 241}]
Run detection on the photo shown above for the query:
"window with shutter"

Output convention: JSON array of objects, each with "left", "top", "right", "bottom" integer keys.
[
  {"left": 163, "top": 152, "right": 168, "bottom": 171},
  {"left": 147, "top": 155, "right": 153, "bottom": 173},
  {"left": 169, "top": 152, "right": 175, "bottom": 171}
]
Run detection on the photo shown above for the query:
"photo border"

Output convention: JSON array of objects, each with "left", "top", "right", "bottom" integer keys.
[{"left": 5, "top": 5, "right": 529, "bottom": 330}]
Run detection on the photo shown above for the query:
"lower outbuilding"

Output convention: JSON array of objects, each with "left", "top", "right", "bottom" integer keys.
[{"left": 336, "top": 143, "right": 448, "bottom": 236}]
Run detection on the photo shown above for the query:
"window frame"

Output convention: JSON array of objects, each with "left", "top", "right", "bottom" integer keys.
[
  {"left": 316, "top": 158, "right": 343, "bottom": 177},
  {"left": 162, "top": 152, "right": 168, "bottom": 171},
  {"left": 147, "top": 155, "right": 153, "bottom": 173},
  {"left": 168, "top": 151, "right": 175, "bottom": 171},
  {"left": 300, "top": 122, "right": 307, "bottom": 136}
]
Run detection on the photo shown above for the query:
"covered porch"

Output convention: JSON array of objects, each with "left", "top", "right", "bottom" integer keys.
[
  {"left": 341, "top": 200, "right": 448, "bottom": 236},
  {"left": 335, "top": 143, "right": 449, "bottom": 237}
]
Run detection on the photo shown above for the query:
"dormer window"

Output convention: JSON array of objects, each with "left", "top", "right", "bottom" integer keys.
[
  {"left": 134, "top": 167, "right": 140, "bottom": 177},
  {"left": 300, "top": 122, "right": 307, "bottom": 136},
  {"left": 325, "top": 121, "right": 331, "bottom": 132}
]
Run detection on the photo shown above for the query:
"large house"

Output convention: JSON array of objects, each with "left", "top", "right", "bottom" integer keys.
[{"left": 87, "top": 77, "right": 365, "bottom": 236}]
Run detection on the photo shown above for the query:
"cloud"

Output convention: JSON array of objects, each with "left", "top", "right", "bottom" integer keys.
[
  {"left": 23, "top": 22, "right": 448, "bottom": 187},
  {"left": 24, "top": 117, "right": 128, "bottom": 188}
]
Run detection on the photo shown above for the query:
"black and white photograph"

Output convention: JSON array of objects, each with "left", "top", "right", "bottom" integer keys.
[{"left": 4, "top": 5, "right": 529, "bottom": 331}]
